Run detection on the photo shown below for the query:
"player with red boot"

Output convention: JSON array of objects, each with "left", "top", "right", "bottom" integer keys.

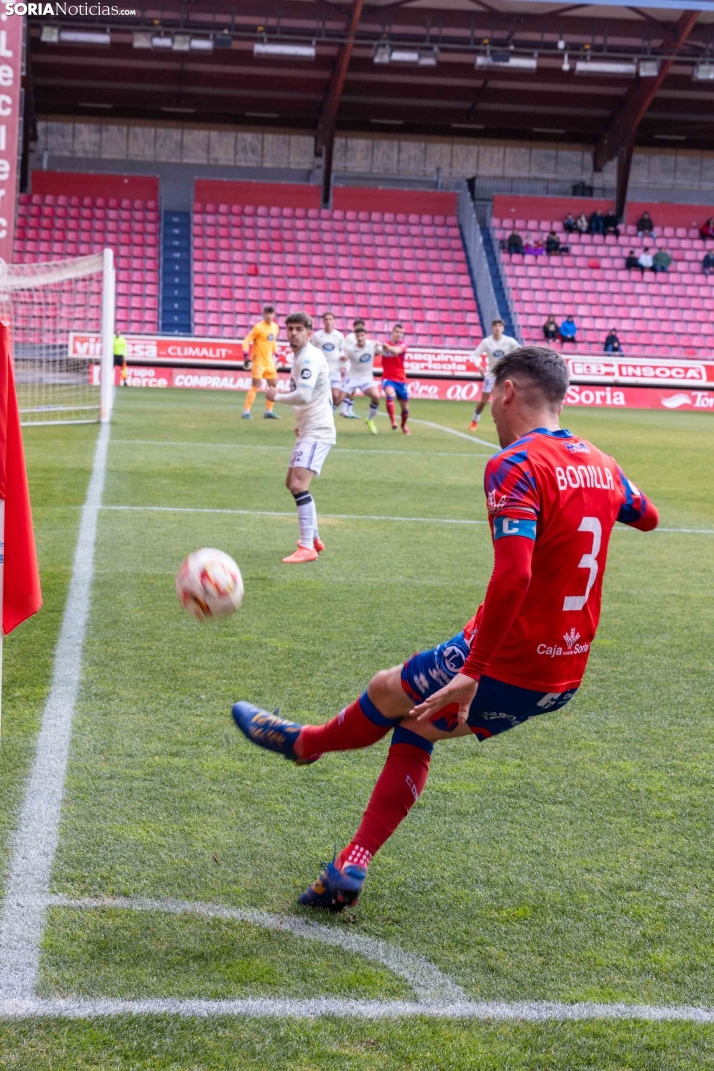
[
  {"left": 232, "top": 346, "right": 659, "bottom": 910},
  {"left": 380, "top": 322, "right": 410, "bottom": 434}
]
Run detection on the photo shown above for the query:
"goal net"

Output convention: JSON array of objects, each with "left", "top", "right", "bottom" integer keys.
[{"left": 0, "top": 249, "right": 115, "bottom": 426}]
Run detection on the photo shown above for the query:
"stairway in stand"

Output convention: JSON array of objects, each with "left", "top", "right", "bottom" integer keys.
[{"left": 161, "top": 211, "right": 192, "bottom": 334}]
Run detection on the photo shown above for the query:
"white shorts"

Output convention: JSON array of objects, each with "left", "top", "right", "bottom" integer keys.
[
  {"left": 343, "top": 377, "right": 376, "bottom": 396},
  {"left": 329, "top": 373, "right": 343, "bottom": 389},
  {"left": 289, "top": 440, "right": 332, "bottom": 476},
  {"left": 483, "top": 371, "right": 496, "bottom": 394}
]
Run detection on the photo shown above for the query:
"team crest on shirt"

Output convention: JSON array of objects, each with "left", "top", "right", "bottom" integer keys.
[{"left": 486, "top": 489, "right": 508, "bottom": 515}]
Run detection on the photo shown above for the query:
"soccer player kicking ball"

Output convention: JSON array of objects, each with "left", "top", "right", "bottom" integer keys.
[
  {"left": 234, "top": 346, "right": 659, "bottom": 907},
  {"left": 470, "top": 317, "right": 519, "bottom": 431},
  {"left": 242, "top": 304, "right": 281, "bottom": 420},
  {"left": 264, "top": 312, "right": 336, "bottom": 564},
  {"left": 380, "top": 322, "right": 411, "bottom": 434},
  {"left": 339, "top": 326, "right": 382, "bottom": 435}
]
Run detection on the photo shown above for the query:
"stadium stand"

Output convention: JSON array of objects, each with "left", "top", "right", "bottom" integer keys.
[
  {"left": 13, "top": 173, "right": 160, "bottom": 335},
  {"left": 191, "top": 184, "right": 479, "bottom": 348},
  {"left": 492, "top": 196, "right": 714, "bottom": 357}
]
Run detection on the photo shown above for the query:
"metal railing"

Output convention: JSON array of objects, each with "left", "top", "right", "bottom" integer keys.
[
  {"left": 490, "top": 224, "right": 523, "bottom": 343},
  {"left": 457, "top": 182, "right": 500, "bottom": 334}
]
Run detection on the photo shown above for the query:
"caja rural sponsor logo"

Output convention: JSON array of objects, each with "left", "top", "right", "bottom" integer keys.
[{"left": 537, "top": 628, "right": 590, "bottom": 658}]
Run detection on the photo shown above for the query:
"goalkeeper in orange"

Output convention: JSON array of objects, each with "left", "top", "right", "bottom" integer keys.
[{"left": 241, "top": 304, "right": 281, "bottom": 420}]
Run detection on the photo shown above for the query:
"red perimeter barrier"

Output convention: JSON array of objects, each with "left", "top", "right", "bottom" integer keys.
[
  {"left": 31, "top": 170, "right": 159, "bottom": 202},
  {"left": 194, "top": 179, "right": 457, "bottom": 215},
  {"left": 99, "top": 366, "right": 714, "bottom": 412},
  {"left": 493, "top": 193, "right": 714, "bottom": 230}
]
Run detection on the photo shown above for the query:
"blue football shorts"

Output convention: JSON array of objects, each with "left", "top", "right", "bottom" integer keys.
[
  {"left": 382, "top": 379, "right": 409, "bottom": 401},
  {"left": 401, "top": 630, "right": 577, "bottom": 739}
]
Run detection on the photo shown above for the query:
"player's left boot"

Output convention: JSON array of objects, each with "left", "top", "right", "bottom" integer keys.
[
  {"left": 241, "top": 411, "right": 252, "bottom": 420},
  {"left": 342, "top": 411, "right": 359, "bottom": 419},
  {"left": 313, "top": 536, "right": 325, "bottom": 553},
  {"left": 469, "top": 418, "right": 480, "bottom": 431},
  {"left": 264, "top": 410, "right": 281, "bottom": 419},
  {"left": 282, "top": 544, "right": 319, "bottom": 563},
  {"left": 298, "top": 859, "right": 366, "bottom": 911},
  {"left": 365, "top": 418, "right": 378, "bottom": 435},
  {"left": 231, "top": 702, "right": 321, "bottom": 765},
  {"left": 402, "top": 426, "right": 411, "bottom": 435}
]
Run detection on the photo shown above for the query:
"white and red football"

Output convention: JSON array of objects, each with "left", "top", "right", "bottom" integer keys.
[{"left": 175, "top": 548, "right": 244, "bottom": 621}]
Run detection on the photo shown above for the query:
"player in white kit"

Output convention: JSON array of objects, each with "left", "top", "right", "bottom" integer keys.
[
  {"left": 311, "top": 311, "right": 345, "bottom": 409},
  {"left": 339, "top": 326, "right": 383, "bottom": 435},
  {"left": 265, "top": 312, "right": 336, "bottom": 564},
  {"left": 470, "top": 317, "right": 520, "bottom": 430}
]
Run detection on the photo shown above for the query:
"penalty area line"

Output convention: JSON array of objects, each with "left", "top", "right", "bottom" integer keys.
[{"left": 101, "top": 505, "right": 488, "bottom": 526}]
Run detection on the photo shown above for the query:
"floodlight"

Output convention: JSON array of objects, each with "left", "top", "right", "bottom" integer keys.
[
  {"left": 59, "top": 29, "right": 111, "bottom": 45},
  {"left": 372, "top": 44, "right": 438, "bottom": 66},
  {"left": 253, "top": 42, "right": 316, "bottom": 59},
  {"left": 40, "top": 24, "right": 60, "bottom": 43},
  {"left": 152, "top": 35, "right": 173, "bottom": 49},
  {"left": 638, "top": 59, "right": 660, "bottom": 77},
  {"left": 476, "top": 54, "right": 537, "bottom": 71},
  {"left": 172, "top": 33, "right": 190, "bottom": 52},
  {"left": 132, "top": 30, "right": 153, "bottom": 49},
  {"left": 190, "top": 37, "right": 214, "bottom": 52},
  {"left": 693, "top": 62, "right": 714, "bottom": 81},
  {"left": 373, "top": 42, "right": 391, "bottom": 64},
  {"left": 575, "top": 60, "right": 636, "bottom": 75}
]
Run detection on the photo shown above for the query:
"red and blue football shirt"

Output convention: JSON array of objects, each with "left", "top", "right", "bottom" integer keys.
[
  {"left": 381, "top": 342, "right": 408, "bottom": 383},
  {"left": 462, "top": 427, "right": 657, "bottom": 692}
]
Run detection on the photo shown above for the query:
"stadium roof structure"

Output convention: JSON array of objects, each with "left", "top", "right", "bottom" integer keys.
[{"left": 26, "top": 0, "right": 714, "bottom": 209}]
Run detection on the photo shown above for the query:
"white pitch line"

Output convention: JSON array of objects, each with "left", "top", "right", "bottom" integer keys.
[
  {"left": 404, "top": 416, "right": 498, "bottom": 451},
  {"left": 112, "top": 439, "right": 492, "bottom": 460},
  {"left": 2, "top": 997, "right": 714, "bottom": 1023},
  {"left": 100, "top": 505, "right": 488, "bottom": 526},
  {"left": 99, "top": 505, "right": 714, "bottom": 537},
  {"left": 0, "top": 422, "right": 110, "bottom": 1001},
  {"left": 48, "top": 895, "right": 465, "bottom": 1005}
]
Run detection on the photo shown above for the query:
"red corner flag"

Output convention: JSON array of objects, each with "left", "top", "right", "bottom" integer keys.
[{"left": 0, "top": 322, "right": 42, "bottom": 634}]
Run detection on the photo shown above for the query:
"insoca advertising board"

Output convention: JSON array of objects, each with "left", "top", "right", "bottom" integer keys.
[
  {"left": 73, "top": 332, "right": 714, "bottom": 390},
  {"left": 99, "top": 366, "right": 714, "bottom": 411}
]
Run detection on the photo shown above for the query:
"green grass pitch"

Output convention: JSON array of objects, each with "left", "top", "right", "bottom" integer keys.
[{"left": 1, "top": 389, "right": 713, "bottom": 1068}]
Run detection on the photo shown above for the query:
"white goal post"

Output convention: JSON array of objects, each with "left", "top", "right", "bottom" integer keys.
[{"left": 0, "top": 248, "right": 116, "bottom": 426}]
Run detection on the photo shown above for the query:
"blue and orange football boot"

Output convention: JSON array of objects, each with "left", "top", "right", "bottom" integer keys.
[
  {"left": 231, "top": 702, "right": 321, "bottom": 765},
  {"left": 298, "top": 859, "right": 366, "bottom": 911}
]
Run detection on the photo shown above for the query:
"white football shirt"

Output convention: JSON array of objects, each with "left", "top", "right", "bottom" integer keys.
[
  {"left": 344, "top": 338, "right": 379, "bottom": 380},
  {"left": 474, "top": 333, "right": 520, "bottom": 371},
  {"left": 288, "top": 342, "right": 336, "bottom": 444},
  {"left": 311, "top": 328, "right": 345, "bottom": 376}
]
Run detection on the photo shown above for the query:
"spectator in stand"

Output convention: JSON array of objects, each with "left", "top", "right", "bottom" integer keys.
[
  {"left": 637, "top": 248, "right": 654, "bottom": 273},
  {"left": 507, "top": 229, "right": 524, "bottom": 254},
  {"left": 563, "top": 212, "right": 577, "bottom": 233},
  {"left": 625, "top": 250, "right": 640, "bottom": 270},
  {"left": 636, "top": 211, "right": 654, "bottom": 237},
  {"left": 652, "top": 248, "right": 673, "bottom": 274},
  {"left": 702, "top": 251, "right": 714, "bottom": 276},
  {"left": 603, "top": 328, "right": 623, "bottom": 354},
  {"left": 603, "top": 209, "right": 620, "bottom": 237},
  {"left": 524, "top": 235, "right": 545, "bottom": 255},
  {"left": 545, "top": 231, "right": 569, "bottom": 254},
  {"left": 589, "top": 209, "right": 605, "bottom": 235},
  {"left": 575, "top": 212, "right": 589, "bottom": 233},
  {"left": 559, "top": 315, "right": 577, "bottom": 345},
  {"left": 700, "top": 217, "right": 714, "bottom": 239},
  {"left": 543, "top": 314, "right": 559, "bottom": 341}
]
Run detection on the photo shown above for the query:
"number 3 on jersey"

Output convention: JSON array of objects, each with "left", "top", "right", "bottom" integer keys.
[{"left": 563, "top": 516, "right": 602, "bottom": 611}]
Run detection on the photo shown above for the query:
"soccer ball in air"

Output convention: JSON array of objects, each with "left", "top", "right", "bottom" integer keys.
[{"left": 175, "top": 548, "right": 244, "bottom": 621}]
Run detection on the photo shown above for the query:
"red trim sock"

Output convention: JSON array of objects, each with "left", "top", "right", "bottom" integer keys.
[
  {"left": 385, "top": 396, "right": 396, "bottom": 425},
  {"left": 336, "top": 729, "right": 433, "bottom": 871},
  {"left": 299, "top": 691, "right": 395, "bottom": 760},
  {"left": 400, "top": 404, "right": 409, "bottom": 430}
]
